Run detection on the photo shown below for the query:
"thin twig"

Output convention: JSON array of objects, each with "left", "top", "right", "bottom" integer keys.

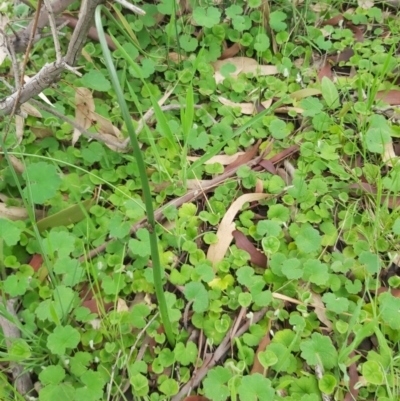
[
  {"left": 2, "top": 1, "right": 42, "bottom": 144},
  {"left": 106, "top": 349, "right": 122, "bottom": 401},
  {"left": 43, "top": 0, "right": 62, "bottom": 62},
  {"left": 0, "top": 0, "right": 104, "bottom": 116},
  {"left": 4, "top": 32, "right": 20, "bottom": 87},
  {"left": 171, "top": 307, "right": 269, "bottom": 401}
]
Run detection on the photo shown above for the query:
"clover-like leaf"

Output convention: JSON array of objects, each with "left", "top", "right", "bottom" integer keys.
[
  {"left": 23, "top": 162, "right": 62, "bottom": 204},
  {"left": 75, "top": 370, "right": 107, "bottom": 401},
  {"left": 300, "top": 332, "right": 338, "bottom": 370},
  {"left": 238, "top": 374, "right": 275, "bottom": 401},
  {"left": 39, "top": 365, "right": 66, "bottom": 385},
  {"left": 203, "top": 366, "right": 230, "bottom": 401},
  {"left": 81, "top": 70, "right": 111, "bottom": 92},
  {"left": 193, "top": 7, "right": 221, "bottom": 28},
  {"left": 39, "top": 383, "right": 75, "bottom": 401},
  {"left": 295, "top": 223, "right": 322, "bottom": 254},
  {"left": 184, "top": 281, "right": 209, "bottom": 313},
  {"left": 47, "top": 325, "right": 80, "bottom": 355},
  {"left": 0, "top": 219, "right": 22, "bottom": 246}
]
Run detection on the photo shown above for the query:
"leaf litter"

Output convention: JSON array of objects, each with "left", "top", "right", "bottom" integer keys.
[{"left": 3, "top": 1, "right": 400, "bottom": 401}]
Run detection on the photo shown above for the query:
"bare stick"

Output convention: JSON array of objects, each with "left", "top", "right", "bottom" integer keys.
[
  {"left": 43, "top": 0, "right": 62, "bottom": 62},
  {"left": 0, "top": 0, "right": 105, "bottom": 117},
  {"left": 11, "top": 0, "right": 76, "bottom": 53},
  {"left": 171, "top": 307, "right": 269, "bottom": 401}
]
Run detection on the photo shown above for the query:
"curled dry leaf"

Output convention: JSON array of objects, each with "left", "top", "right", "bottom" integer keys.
[
  {"left": 93, "top": 112, "right": 123, "bottom": 138},
  {"left": 251, "top": 320, "right": 271, "bottom": 375},
  {"left": 310, "top": 292, "right": 333, "bottom": 331},
  {"left": 73, "top": 87, "right": 95, "bottom": 145},
  {"left": 8, "top": 155, "right": 25, "bottom": 174},
  {"left": 92, "top": 112, "right": 126, "bottom": 152},
  {"left": 0, "top": 202, "right": 43, "bottom": 221},
  {"left": 232, "top": 230, "right": 267, "bottom": 268},
  {"left": 207, "top": 193, "right": 270, "bottom": 266},
  {"left": 382, "top": 142, "right": 398, "bottom": 167},
  {"left": 15, "top": 115, "right": 24, "bottom": 146},
  {"left": 213, "top": 57, "right": 278, "bottom": 84},
  {"left": 261, "top": 98, "right": 273, "bottom": 109},
  {"left": 21, "top": 103, "right": 42, "bottom": 118},
  {"left": 31, "top": 127, "right": 53, "bottom": 139},
  {"left": 218, "top": 96, "right": 256, "bottom": 115},
  {"left": 226, "top": 140, "right": 262, "bottom": 172},
  {"left": 117, "top": 298, "right": 129, "bottom": 312},
  {"left": 220, "top": 42, "right": 241, "bottom": 60}
]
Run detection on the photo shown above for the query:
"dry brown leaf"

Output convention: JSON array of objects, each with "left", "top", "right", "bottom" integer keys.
[
  {"left": 0, "top": 202, "right": 42, "bottom": 221},
  {"left": 310, "top": 292, "right": 333, "bottom": 331},
  {"left": 187, "top": 152, "right": 245, "bottom": 165},
  {"left": 213, "top": 57, "right": 278, "bottom": 84},
  {"left": 8, "top": 155, "right": 25, "bottom": 174},
  {"left": 117, "top": 298, "right": 129, "bottom": 312},
  {"left": 220, "top": 42, "right": 241, "bottom": 60},
  {"left": 290, "top": 88, "right": 322, "bottom": 100},
  {"left": 29, "top": 254, "right": 43, "bottom": 272},
  {"left": 255, "top": 178, "right": 263, "bottom": 193},
  {"left": 376, "top": 89, "right": 400, "bottom": 105},
  {"left": 382, "top": 142, "right": 398, "bottom": 167},
  {"left": 73, "top": 87, "right": 95, "bottom": 145},
  {"left": 93, "top": 112, "right": 123, "bottom": 138},
  {"left": 217, "top": 96, "right": 256, "bottom": 115},
  {"left": 344, "top": 351, "right": 360, "bottom": 401},
  {"left": 232, "top": 230, "right": 267, "bottom": 268},
  {"left": 261, "top": 99, "right": 273, "bottom": 109},
  {"left": 358, "top": 0, "right": 374, "bottom": 9},
  {"left": 327, "top": 48, "right": 355, "bottom": 63},
  {"left": 15, "top": 115, "right": 24, "bottom": 146},
  {"left": 31, "top": 127, "right": 53, "bottom": 138},
  {"left": 168, "top": 52, "right": 187, "bottom": 63},
  {"left": 318, "top": 60, "right": 333, "bottom": 81},
  {"left": 251, "top": 320, "right": 271, "bottom": 375},
  {"left": 207, "top": 193, "right": 270, "bottom": 265},
  {"left": 310, "top": 3, "right": 330, "bottom": 12},
  {"left": 275, "top": 106, "right": 304, "bottom": 114},
  {"left": 322, "top": 14, "right": 344, "bottom": 26},
  {"left": 226, "top": 140, "right": 262, "bottom": 172},
  {"left": 21, "top": 103, "right": 42, "bottom": 118}
]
